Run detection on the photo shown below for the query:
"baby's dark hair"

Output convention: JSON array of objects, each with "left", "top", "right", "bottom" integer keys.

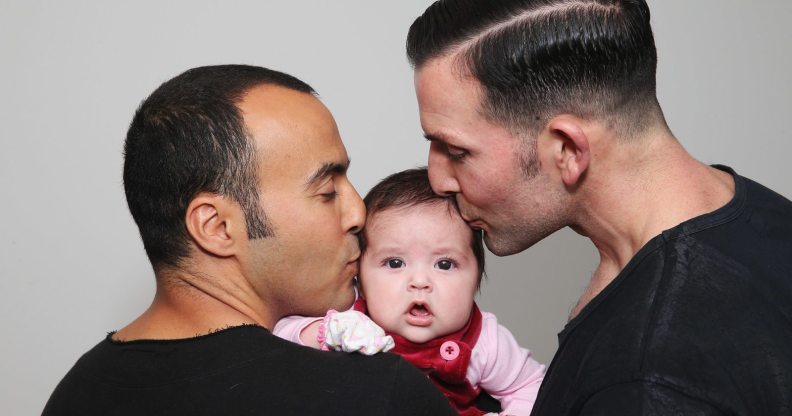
[{"left": 361, "top": 167, "right": 486, "bottom": 283}]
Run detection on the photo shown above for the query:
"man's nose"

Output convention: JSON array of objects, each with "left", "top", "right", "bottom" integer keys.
[
  {"left": 428, "top": 141, "right": 461, "bottom": 196},
  {"left": 343, "top": 183, "right": 365, "bottom": 235}
]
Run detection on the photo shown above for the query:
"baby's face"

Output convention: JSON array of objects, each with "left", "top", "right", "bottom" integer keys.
[{"left": 359, "top": 203, "right": 479, "bottom": 343}]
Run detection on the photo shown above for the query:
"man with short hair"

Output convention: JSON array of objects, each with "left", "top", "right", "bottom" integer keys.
[
  {"left": 43, "top": 65, "right": 455, "bottom": 415},
  {"left": 408, "top": 1, "right": 792, "bottom": 414}
]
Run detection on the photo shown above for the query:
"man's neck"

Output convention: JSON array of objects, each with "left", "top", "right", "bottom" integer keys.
[
  {"left": 113, "top": 266, "right": 273, "bottom": 341},
  {"left": 567, "top": 134, "right": 735, "bottom": 320}
]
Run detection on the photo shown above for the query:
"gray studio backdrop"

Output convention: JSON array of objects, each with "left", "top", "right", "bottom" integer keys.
[{"left": 1, "top": 1, "right": 790, "bottom": 414}]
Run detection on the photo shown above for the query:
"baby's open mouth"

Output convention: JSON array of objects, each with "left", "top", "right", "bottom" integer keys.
[
  {"left": 405, "top": 303, "right": 433, "bottom": 326},
  {"left": 409, "top": 303, "right": 431, "bottom": 317},
  {"left": 404, "top": 301, "right": 434, "bottom": 327}
]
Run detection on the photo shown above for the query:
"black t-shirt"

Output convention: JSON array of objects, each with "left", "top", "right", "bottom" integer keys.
[
  {"left": 532, "top": 167, "right": 792, "bottom": 416},
  {"left": 43, "top": 325, "right": 456, "bottom": 415}
]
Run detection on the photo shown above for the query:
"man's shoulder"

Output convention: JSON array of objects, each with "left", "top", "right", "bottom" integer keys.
[
  {"left": 636, "top": 219, "right": 792, "bottom": 366},
  {"left": 682, "top": 171, "right": 792, "bottom": 260},
  {"left": 740, "top": 172, "right": 792, "bottom": 210},
  {"left": 578, "top": 207, "right": 792, "bottom": 412},
  {"left": 44, "top": 326, "right": 454, "bottom": 416},
  {"left": 77, "top": 324, "right": 428, "bottom": 387},
  {"left": 537, "top": 223, "right": 792, "bottom": 414}
]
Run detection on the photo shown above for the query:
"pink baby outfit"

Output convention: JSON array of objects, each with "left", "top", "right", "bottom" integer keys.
[
  {"left": 383, "top": 302, "right": 485, "bottom": 416},
  {"left": 274, "top": 301, "right": 545, "bottom": 415}
]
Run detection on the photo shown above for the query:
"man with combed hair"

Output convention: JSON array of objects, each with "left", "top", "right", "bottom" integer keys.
[
  {"left": 408, "top": 0, "right": 792, "bottom": 414},
  {"left": 42, "top": 65, "right": 455, "bottom": 416}
]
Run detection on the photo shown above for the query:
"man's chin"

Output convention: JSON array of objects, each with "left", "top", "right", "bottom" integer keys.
[
  {"left": 342, "top": 283, "right": 357, "bottom": 308},
  {"left": 483, "top": 231, "right": 541, "bottom": 257},
  {"left": 329, "top": 284, "right": 357, "bottom": 312}
]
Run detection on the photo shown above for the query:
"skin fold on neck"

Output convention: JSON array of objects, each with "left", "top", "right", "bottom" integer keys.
[
  {"left": 113, "top": 264, "right": 271, "bottom": 341},
  {"left": 566, "top": 131, "right": 735, "bottom": 320}
]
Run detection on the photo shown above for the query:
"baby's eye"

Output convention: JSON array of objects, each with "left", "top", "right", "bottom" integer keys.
[
  {"left": 436, "top": 259, "right": 454, "bottom": 270},
  {"left": 386, "top": 259, "right": 404, "bottom": 269}
]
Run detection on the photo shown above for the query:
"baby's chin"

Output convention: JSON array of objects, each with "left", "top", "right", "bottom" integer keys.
[{"left": 395, "top": 327, "right": 449, "bottom": 344}]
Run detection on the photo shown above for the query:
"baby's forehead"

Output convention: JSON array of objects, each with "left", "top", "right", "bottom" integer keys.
[
  {"left": 362, "top": 202, "right": 472, "bottom": 246},
  {"left": 365, "top": 201, "right": 461, "bottom": 226}
]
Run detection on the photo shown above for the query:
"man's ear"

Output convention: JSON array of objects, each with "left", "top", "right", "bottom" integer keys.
[
  {"left": 184, "top": 193, "right": 243, "bottom": 258},
  {"left": 545, "top": 116, "right": 591, "bottom": 187}
]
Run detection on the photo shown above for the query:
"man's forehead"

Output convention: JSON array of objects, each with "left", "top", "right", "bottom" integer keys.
[
  {"left": 237, "top": 85, "right": 350, "bottom": 188},
  {"left": 416, "top": 55, "right": 480, "bottom": 96},
  {"left": 416, "top": 59, "right": 487, "bottom": 133},
  {"left": 239, "top": 84, "right": 329, "bottom": 133},
  {"left": 240, "top": 85, "right": 341, "bottom": 151}
]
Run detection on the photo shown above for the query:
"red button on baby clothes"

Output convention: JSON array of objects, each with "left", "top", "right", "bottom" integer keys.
[{"left": 440, "top": 341, "right": 460, "bottom": 361}]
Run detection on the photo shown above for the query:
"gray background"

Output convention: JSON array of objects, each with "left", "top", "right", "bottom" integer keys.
[{"left": 1, "top": 1, "right": 790, "bottom": 414}]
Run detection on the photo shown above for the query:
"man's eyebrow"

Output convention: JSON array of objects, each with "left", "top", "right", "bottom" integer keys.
[
  {"left": 305, "top": 160, "right": 350, "bottom": 188},
  {"left": 424, "top": 132, "right": 451, "bottom": 143}
]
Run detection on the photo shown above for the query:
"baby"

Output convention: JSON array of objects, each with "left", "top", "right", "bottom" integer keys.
[{"left": 274, "top": 168, "right": 544, "bottom": 415}]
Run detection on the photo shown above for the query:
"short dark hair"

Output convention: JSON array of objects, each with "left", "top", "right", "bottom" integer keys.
[
  {"left": 407, "top": 0, "right": 662, "bottom": 141},
  {"left": 361, "top": 167, "right": 486, "bottom": 283},
  {"left": 123, "top": 64, "right": 315, "bottom": 270}
]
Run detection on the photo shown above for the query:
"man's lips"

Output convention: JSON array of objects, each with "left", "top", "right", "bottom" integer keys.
[
  {"left": 405, "top": 302, "right": 433, "bottom": 327},
  {"left": 465, "top": 218, "right": 484, "bottom": 230},
  {"left": 345, "top": 255, "right": 359, "bottom": 276},
  {"left": 460, "top": 212, "right": 483, "bottom": 229},
  {"left": 341, "top": 250, "right": 360, "bottom": 280},
  {"left": 347, "top": 250, "right": 361, "bottom": 264}
]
